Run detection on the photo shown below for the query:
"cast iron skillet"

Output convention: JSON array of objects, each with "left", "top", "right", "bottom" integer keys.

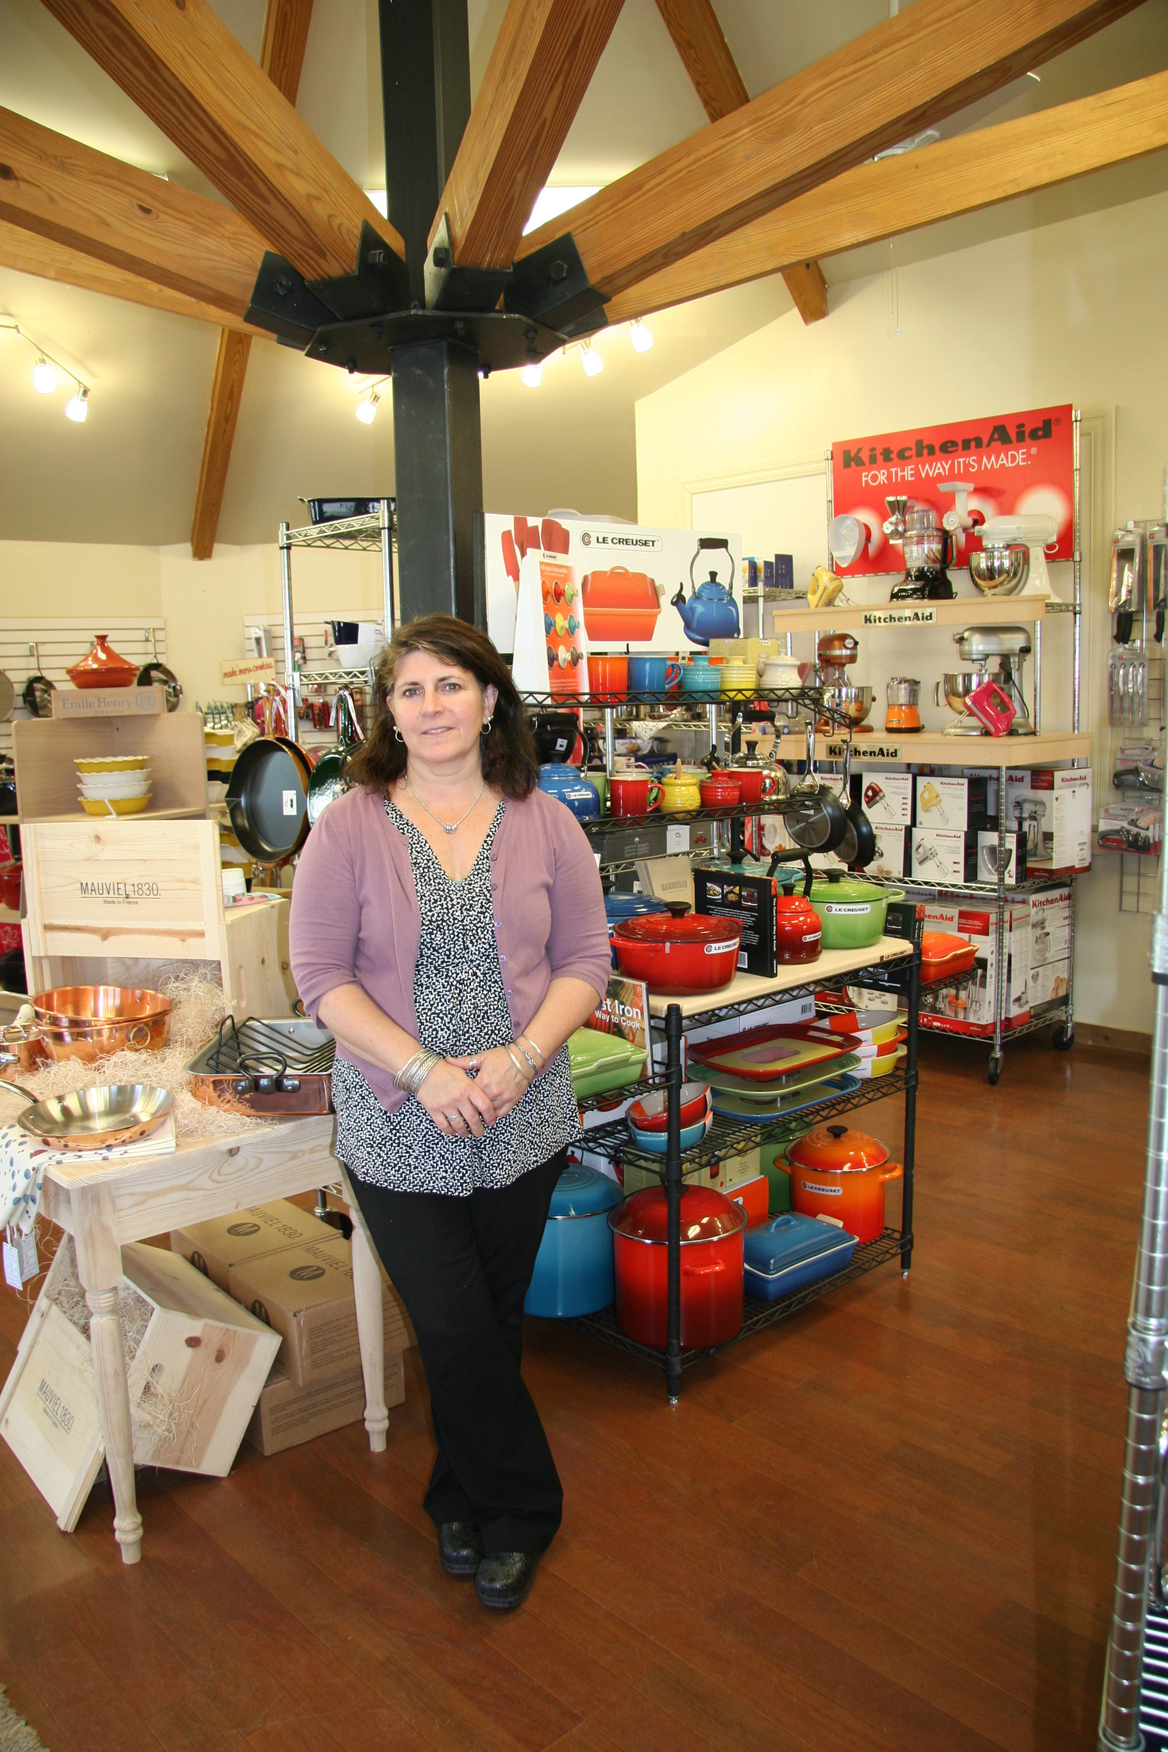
[
  {"left": 836, "top": 742, "right": 876, "bottom": 870},
  {"left": 226, "top": 736, "right": 312, "bottom": 863}
]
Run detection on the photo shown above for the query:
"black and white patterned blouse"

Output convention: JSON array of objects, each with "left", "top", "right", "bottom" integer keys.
[{"left": 332, "top": 797, "right": 580, "bottom": 1195}]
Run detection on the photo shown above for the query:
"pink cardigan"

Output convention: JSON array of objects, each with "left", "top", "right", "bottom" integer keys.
[{"left": 288, "top": 784, "right": 612, "bottom": 1112}]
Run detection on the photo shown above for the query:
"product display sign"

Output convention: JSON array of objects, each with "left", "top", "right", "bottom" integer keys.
[
  {"left": 484, "top": 513, "right": 742, "bottom": 662},
  {"left": 830, "top": 404, "right": 1074, "bottom": 576}
]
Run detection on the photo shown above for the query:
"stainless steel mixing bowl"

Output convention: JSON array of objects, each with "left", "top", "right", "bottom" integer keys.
[
  {"left": 968, "top": 544, "right": 1029, "bottom": 596},
  {"left": 934, "top": 671, "right": 982, "bottom": 714}
]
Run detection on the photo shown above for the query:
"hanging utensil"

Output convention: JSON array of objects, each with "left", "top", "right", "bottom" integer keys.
[
  {"left": 22, "top": 644, "right": 54, "bottom": 718},
  {"left": 306, "top": 689, "right": 365, "bottom": 827},
  {"left": 136, "top": 628, "right": 182, "bottom": 712},
  {"left": 782, "top": 717, "right": 849, "bottom": 855},
  {"left": 838, "top": 740, "right": 876, "bottom": 870}
]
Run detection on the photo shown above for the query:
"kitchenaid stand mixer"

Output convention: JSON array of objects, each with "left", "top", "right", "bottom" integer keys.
[{"left": 951, "top": 625, "right": 1036, "bottom": 734}]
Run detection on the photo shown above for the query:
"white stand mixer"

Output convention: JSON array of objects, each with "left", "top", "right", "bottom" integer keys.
[{"left": 976, "top": 513, "right": 1060, "bottom": 596}]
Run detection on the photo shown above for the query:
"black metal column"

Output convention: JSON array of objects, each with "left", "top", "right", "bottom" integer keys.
[
  {"left": 900, "top": 946, "right": 919, "bottom": 1275},
  {"left": 664, "top": 1004, "right": 684, "bottom": 1403},
  {"left": 378, "top": 0, "right": 482, "bottom": 624},
  {"left": 391, "top": 340, "right": 482, "bottom": 624}
]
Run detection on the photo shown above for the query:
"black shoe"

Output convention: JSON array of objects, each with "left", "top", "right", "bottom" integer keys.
[
  {"left": 475, "top": 1551, "right": 539, "bottom": 1611},
  {"left": 438, "top": 1521, "right": 484, "bottom": 1577}
]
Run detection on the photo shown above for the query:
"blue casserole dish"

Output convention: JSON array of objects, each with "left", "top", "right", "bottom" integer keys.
[
  {"left": 742, "top": 1212, "right": 858, "bottom": 1302},
  {"left": 604, "top": 894, "right": 669, "bottom": 967},
  {"left": 525, "top": 1164, "right": 622, "bottom": 1318}
]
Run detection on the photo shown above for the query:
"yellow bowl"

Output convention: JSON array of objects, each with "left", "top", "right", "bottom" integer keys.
[
  {"left": 74, "top": 755, "right": 150, "bottom": 774},
  {"left": 79, "top": 794, "right": 152, "bottom": 816}
]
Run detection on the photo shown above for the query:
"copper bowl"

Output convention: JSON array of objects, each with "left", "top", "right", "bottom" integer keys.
[{"left": 30, "top": 986, "right": 173, "bottom": 1062}]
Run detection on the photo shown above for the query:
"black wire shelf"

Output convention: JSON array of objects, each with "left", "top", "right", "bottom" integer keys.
[
  {"left": 919, "top": 1001, "right": 1070, "bottom": 1045},
  {"left": 566, "top": 1228, "right": 908, "bottom": 1375}
]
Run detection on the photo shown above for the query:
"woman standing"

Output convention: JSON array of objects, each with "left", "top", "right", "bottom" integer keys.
[{"left": 289, "top": 614, "right": 610, "bottom": 1612}]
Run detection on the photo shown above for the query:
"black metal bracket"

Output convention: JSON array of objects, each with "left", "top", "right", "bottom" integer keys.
[
  {"left": 504, "top": 231, "right": 609, "bottom": 334},
  {"left": 246, "top": 252, "right": 340, "bottom": 347},
  {"left": 306, "top": 220, "right": 411, "bottom": 321},
  {"left": 424, "top": 213, "right": 511, "bottom": 313}
]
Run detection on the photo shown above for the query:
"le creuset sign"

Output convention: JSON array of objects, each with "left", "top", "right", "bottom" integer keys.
[{"left": 831, "top": 403, "right": 1074, "bottom": 576}]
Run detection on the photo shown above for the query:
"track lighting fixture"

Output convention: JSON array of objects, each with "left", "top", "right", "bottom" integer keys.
[
  {"left": 579, "top": 342, "right": 604, "bottom": 378},
  {"left": 355, "top": 390, "right": 380, "bottom": 424},
  {"left": 65, "top": 388, "right": 89, "bottom": 423},
  {"left": 522, "top": 360, "right": 542, "bottom": 388},
  {"left": 629, "top": 320, "right": 654, "bottom": 353},
  {"left": 3, "top": 321, "right": 91, "bottom": 421},
  {"left": 32, "top": 356, "right": 56, "bottom": 394}
]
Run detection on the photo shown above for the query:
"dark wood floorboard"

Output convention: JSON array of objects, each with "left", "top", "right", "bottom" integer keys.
[{"left": 0, "top": 1033, "right": 1147, "bottom": 1751}]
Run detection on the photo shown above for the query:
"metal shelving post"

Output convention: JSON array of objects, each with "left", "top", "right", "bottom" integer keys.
[
  {"left": 664, "top": 1004, "right": 684, "bottom": 1405},
  {"left": 276, "top": 501, "right": 397, "bottom": 705}
]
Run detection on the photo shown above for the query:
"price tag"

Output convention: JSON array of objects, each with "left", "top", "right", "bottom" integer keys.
[
  {"left": 282, "top": 790, "right": 298, "bottom": 816},
  {"left": 2, "top": 1231, "right": 35, "bottom": 1287}
]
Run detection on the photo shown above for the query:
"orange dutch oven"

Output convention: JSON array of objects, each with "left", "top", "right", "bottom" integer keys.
[{"left": 785, "top": 1123, "right": 902, "bottom": 1243}]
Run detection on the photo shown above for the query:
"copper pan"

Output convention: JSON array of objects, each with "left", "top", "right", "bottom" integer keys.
[
  {"left": 0, "top": 1079, "right": 174, "bottom": 1149},
  {"left": 29, "top": 986, "right": 172, "bottom": 1062}
]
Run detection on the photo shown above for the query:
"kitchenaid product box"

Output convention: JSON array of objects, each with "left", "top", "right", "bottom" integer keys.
[
  {"left": 171, "top": 1200, "right": 338, "bottom": 1292},
  {"left": 694, "top": 866, "right": 781, "bottom": 977},
  {"left": 868, "top": 826, "right": 906, "bottom": 881},
  {"left": 910, "top": 828, "right": 967, "bottom": 883},
  {"left": 976, "top": 831, "right": 1027, "bottom": 885},
  {"left": 244, "top": 1353, "right": 404, "bottom": 1458},
  {"left": 853, "top": 772, "right": 913, "bottom": 826},
  {"left": 1005, "top": 768, "right": 1092, "bottom": 872},
  {"left": 1029, "top": 884, "right": 1073, "bottom": 1013},
  {"left": 228, "top": 1237, "right": 410, "bottom": 1389},
  {"left": 914, "top": 776, "right": 969, "bottom": 831},
  {"left": 919, "top": 900, "right": 1030, "bottom": 1035}
]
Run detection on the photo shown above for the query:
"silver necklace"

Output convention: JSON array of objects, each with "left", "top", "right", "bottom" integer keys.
[{"left": 404, "top": 774, "right": 486, "bottom": 835}]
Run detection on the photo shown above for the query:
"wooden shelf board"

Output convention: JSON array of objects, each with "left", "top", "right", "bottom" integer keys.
[
  {"left": 21, "top": 805, "right": 208, "bottom": 825},
  {"left": 794, "top": 730, "right": 1091, "bottom": 767},
  {"left": 770, "top": 595, "right": 1054, "bottom": 633},
  {"left": 645, "top": 937, "right": 911, "bottom": 1018}
]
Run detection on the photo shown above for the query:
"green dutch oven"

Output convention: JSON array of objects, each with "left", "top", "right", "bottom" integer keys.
[{"left": 808, "top": 872, "right": 905, "bottom": 950}]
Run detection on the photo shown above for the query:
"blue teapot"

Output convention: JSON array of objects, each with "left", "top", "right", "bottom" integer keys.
[
  {"left": 538, "top": 763, "right": 600, "bottom": 821},
  {"left": 671, "top": 536, "right": 740, "bottom": 646}
]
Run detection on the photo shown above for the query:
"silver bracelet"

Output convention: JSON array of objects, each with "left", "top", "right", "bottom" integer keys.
[
  {"left": 394, "top": 1047, "right": 442, "bottom": 1096},
  {"left": 513, "top": 1040, "right": 538, "bottom": 1074},
  {"left": 503, "top": 1043, "right": 531, "bottom": 1082},
  {"left": 520, "top": 1034, "right": 547, "bottom": 1067}
]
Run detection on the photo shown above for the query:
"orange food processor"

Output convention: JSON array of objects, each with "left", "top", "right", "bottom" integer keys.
[{"left": 884, "top": 677, "right": 922, "bottom": 733}]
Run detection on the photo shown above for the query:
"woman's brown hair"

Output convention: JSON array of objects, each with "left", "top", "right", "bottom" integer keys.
[{"left": 345, "top": 614, "right": 540, "bottom": 800}]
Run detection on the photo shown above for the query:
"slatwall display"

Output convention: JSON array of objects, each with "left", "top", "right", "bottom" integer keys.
[{"left": 0, "top": 619, "right": 168, "bottom": 761}]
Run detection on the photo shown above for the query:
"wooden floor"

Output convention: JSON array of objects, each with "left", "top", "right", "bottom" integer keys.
[{"left": 0, "top": 1033, "right": 1149, "bottom": 1752}]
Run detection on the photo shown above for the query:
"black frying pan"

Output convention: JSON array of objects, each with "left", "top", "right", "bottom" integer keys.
[
  {"left": 837, "top": 742, "right": 876, "bottom": 870},
  {"left": 225, "top": 736, "right": 312, "bottom": 863},
  {"left": 137, "top": 630, "right": 182, "bottom": 712},
  {"left": 22, "top": 644, "right": 53, "bottom": 718}
]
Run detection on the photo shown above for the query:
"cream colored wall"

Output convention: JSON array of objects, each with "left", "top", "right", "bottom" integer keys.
[{"left": 636, "top": 189, "right": 1168, "bottom": 1035}]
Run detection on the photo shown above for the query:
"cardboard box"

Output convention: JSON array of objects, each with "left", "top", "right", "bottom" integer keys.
[
  {"left": 244, "top": 1352, "right": 405, "bottom": 1457},
  {"left": 868, "top": 825, "right": 906, "bottom": 881},
  {"left": 976, "top": 831, "right": 1027, "bottom": 885},
  {"left": 911, "top": 828, "right": 967, "bottom": 883},
  {"left": 853, "top": 772, "right": 913, "bottom": 827},
  {"left": 228, "top": 1236, "right": 410, "bottom": 1388},
  {"left": 1, "top": 1238, "right": 280, "bottom": 1530},
  {"left": 918, "top": 899, "right": 1030, "bottom": 1036},
  {"left": 171, "top": 1199, "right": 340, "bottom": 1291},
  {"left": 51, "top": 683, "right": 166, "bottom": 719},
  {"left": 596, "top": 822, "right": 668, "bottom": 865},
  {"left": 1006, "top": 768, "right": 1093, "bottom": 872},
  {"left": 694, "top": 865, "right": 786, "bottom": 978},
  {"left": 1029, "top": 884, "right": 1073, "bottom": 1013}
]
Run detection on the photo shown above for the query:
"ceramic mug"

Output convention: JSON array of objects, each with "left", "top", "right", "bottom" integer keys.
[
  {"left": 589, "top": 654, "right": 628, "bottom": 703},
  {"left": 628, "top": 656, "right": 682, "bottom": 697},
  {"left": 610, "top": 772, "right": 663, "bottom": 816},
  {"left": 681, "top": 654, "right": 721, "bottom": 697},
  {"left": 713, "top": 768, "right": 780, "bottom": 806}
]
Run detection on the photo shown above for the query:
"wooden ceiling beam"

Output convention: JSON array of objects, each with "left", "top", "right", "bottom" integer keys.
[
  {"left": 0, "top": 217, "right": 264, "bottom": 331},
  {"left": 0, "top": 105, "right": 266, "bottom": 316},
  {"left": 431, "top": 0, "right": 625, "bottom": 269},
  {"left": 517, "top": 0, "right": 1142, "bottom": 301},
  {"left": 191, "top": 0, "right": 314, "bottom": 561},
  {"left": 652, "top": 0, "right": 827, "bottom": 324},
  {"left": 604, "top": 68, "right": 1168, "bottom": 324},
  {"left": 37, "top": 0, "right": 402, "bottom": 281}
]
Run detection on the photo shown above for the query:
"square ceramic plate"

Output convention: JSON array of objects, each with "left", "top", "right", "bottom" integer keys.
[
  {"left": 710, "top": 1065, "right": 862, "bottom": 1120},
  {"left": 691, "top": 1026, "right": 853, "bottom": 1083}
]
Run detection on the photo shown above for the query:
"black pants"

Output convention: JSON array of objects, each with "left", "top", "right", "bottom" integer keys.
[{"left": 348, "top": 1149, "right": 566, "bottom": 1557}]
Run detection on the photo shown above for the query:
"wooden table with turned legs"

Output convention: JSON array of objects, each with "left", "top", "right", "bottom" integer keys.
[{"left": 0, "top": 1113, "right": 390, "bottom": 1564}]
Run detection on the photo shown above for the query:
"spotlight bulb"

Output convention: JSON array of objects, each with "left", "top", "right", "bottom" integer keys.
[
  {"left": 630, "top": 320, "right": 654, "bottom": 353},
  {"left": 32, "top": 357, "right": 56, "bottom": 395},
  {"left": 355, "top": 391, "right": 380, "bottom": 424},
  {"left": 521, "top": 360, "right": 542, "bottom": 388},
  {"left": 580, "top": 343, "right": 604, "bottom": 378},
  {"left": 65, "top": 388, "right": 89, "bottom": 423}
]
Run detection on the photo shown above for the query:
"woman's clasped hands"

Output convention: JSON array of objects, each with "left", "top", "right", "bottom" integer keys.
[{"left": 415, "top": 1045, "right": 534, "bottom": 1137}]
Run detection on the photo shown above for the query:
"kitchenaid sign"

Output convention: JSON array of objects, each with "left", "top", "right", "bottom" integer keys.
[{"left": 831, "top": 404, "right": 1074, "bottom": 576}]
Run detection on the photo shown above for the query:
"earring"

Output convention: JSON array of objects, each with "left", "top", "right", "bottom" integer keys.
[
  {"left": 393, "top": 724, "right": 404, "bottom": 743},
  {"left": 481, "top": 717, "right": 493, "bottom": 735}
]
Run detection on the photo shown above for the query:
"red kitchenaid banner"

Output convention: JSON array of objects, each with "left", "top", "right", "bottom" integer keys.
[{"left": 830, "top": 404, "right": 1074, "bottom": 575}]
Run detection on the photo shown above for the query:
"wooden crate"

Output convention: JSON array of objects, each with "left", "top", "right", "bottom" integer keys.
[
  {"left": 19, "top": 818, "right": 292, "bottom": 1013},
  {"left": 12, "top": 712, "right": 207, "bottom": 822},
  {"left": 0, "top": 1238, "right": 280, "bottom": 1530}
]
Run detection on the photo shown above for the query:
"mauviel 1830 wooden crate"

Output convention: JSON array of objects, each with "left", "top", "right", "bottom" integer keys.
[{"left": 0, "top": 1238, "right": 280, "bottom": 1531}]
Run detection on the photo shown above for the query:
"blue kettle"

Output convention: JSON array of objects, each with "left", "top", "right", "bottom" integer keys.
[
  {"left": 671, "top": 536, "right": 740, "bottom": 647},
  {"left": 538, "top": 763, "right": 600, "bottom": 821}
]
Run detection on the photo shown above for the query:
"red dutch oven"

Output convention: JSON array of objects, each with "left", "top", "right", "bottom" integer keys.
[
  {"left": 785, "top": 1123, "right": 902, "bottom": 1242},
  {"left": 609, "top": 1185, "right": 747, "bottom": 1347},
  {"left": 774, "top": 894, "right": 822, "bottom": 964},
  {"left": 612, "top": 913, "right": 742, "bottom": 995}
]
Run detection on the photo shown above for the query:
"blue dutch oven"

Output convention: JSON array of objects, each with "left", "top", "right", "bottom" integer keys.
[
  {"left": 525, "top": 1163, "right": 622, "bottom": 1318},
  {"left": 604, "top": 893, "right": 669, "bottom": 966}
]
